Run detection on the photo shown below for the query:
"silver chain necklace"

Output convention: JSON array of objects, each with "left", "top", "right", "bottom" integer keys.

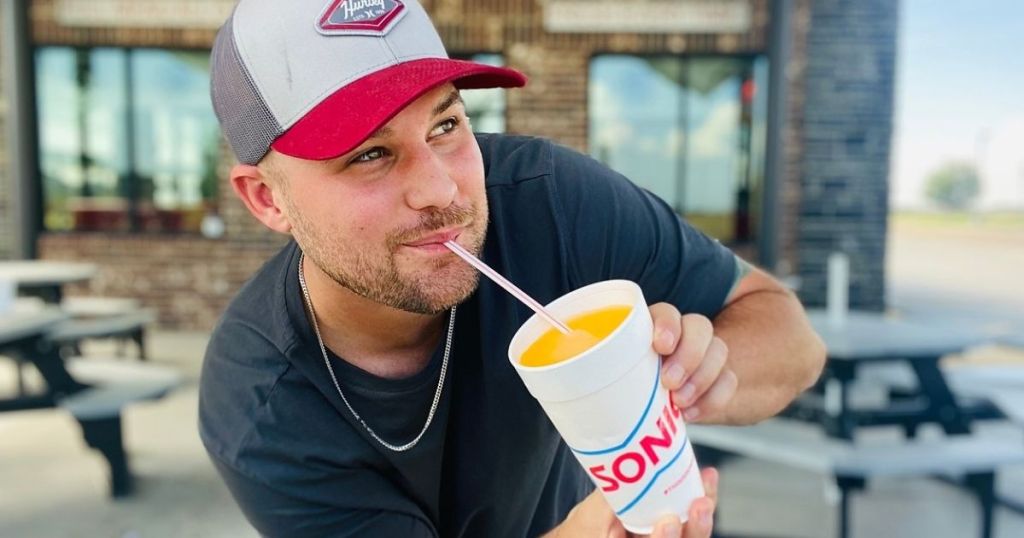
[{"left": 298, "top": 253, "right": 455, "bottom": 452}]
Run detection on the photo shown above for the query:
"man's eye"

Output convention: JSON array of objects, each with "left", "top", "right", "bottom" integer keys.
[
  {"left": 352, "top": 147, "right": 387, "bottom": 163},
  {"left": 430, "top": 117, "right": 460, "bottom": 137}
]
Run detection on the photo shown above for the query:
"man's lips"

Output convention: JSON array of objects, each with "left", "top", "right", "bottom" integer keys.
[{"left": 403, "top": 228, "right": 464, "bottom": 248}]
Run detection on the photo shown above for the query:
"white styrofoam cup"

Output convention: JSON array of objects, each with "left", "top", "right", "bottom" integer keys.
[{"left": 508, "top": 280, "right": 703, "bottom": 533}]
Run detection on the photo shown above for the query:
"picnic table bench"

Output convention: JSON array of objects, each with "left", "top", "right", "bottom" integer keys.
[
  {"left": 691, "top": 419, "right": 1024, "bottom": 538},
  {"left": 61, "top": 297, "right": 141, "bottom": 316},
  {"left": 712, "top": 310, "right": 1024, "bottom": 538},
  {"left": 1, "top": 303, "right": 179, "bottom": 498},
  {"left": 58, "top": 358, "right": 181, "bottom": 496},
  {"left": 48, "top": 308, "right": 156, "bottom": 359}
]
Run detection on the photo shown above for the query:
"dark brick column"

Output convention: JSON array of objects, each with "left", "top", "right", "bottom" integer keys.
[{"left": 797, "top": 0, "right": 898, "bottom": 310}]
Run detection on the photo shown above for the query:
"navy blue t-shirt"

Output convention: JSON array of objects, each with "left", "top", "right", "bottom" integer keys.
[{"left": 199, "top": 134, "right": 739, "bottom": 537}]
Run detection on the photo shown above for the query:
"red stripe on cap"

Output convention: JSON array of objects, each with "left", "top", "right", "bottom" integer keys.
[{"left": 270, "top": 58, "right": 526, "bottom": 161}]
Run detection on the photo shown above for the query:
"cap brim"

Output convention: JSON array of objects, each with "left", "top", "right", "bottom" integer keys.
[{"left": 270, "top": 58, "right": 526, "bottom": 161}]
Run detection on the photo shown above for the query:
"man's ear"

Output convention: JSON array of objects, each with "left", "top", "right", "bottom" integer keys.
[{"left": 229, "top": 163, "right": 292, "bottom": 234}]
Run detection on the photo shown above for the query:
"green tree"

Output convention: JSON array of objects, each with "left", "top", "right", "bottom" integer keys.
[{"left": 924, "top": 161, "right": 980, "bottom": 210}]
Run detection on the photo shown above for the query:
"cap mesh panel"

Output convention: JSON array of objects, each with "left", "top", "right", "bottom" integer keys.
[{"left": 210, "top": 16, "right": 282, "bottom": 165}]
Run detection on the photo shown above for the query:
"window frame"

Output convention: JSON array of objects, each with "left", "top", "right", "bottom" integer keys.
[
  {"left": 585, "top": 51, "right": 768, "bottom": 246},
  {"left": 31, "top": 44, "right": 220, "bottom": 236}
]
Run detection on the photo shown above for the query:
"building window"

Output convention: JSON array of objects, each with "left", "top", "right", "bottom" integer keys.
[
  {"left": 588, "top": 55, "right": 768, "bottom": 245},
  {"left": 453, "top": 53, "right": 507, "bottom": 133},
  {"left": 35, "top": 47, "right": 221, "bottom": 233}
]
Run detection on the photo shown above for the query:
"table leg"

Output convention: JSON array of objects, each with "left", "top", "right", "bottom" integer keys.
[
  {"left": 7, "top": 335, "right": 87, "bottom": 396},
  {"left": 824, "top": 362, "right": 857, "bottom": 440},
  {"left": 77, "top": 414, "right": 133, "bottom": 497},
  {"left": 910, "top": 360, "right": 971, "bottom": 435},
  {"left": 964, "top": 472, "right": 995, "bottom": 538},
  {"left": 24, "top": 339, "right": 87, "bottom": 396},
  {"left": 15, "top": 355, "right": 26, "bottom": 395},
  {"left": 132, "top": 327, "right": 147, "bottom": 360},
  {"left": 835, "top": 476, "right": 865, "bottom": 538},
  {"left": 20, "top": 285, "right": 63, "bottom": 305}
]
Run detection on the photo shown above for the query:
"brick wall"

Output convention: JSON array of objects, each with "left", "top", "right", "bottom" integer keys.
[
  {"left": 27, "top": 0, "right": 802, "bottom": 329},
  {"left": 796, "top": 0, "right": 898, "bottom": 310},
  {"left": 35, "top": 124, "right": 288, "bottom": 329},
  {"left": 36, "top": 136, "right": 288, "bottom": 328},
  {"left": 430, "top": 0, "right": 771, "bottom": 150},
  {"left": 29, "top": 0, "right": 223, "bottom": 48},
  {"left": 39, "top": 234, "right": 284, "bottom": 329},
  {"left": 776, "top": 0, "right": 811, "bottom": 277},
  {"left": 0, "top": 5, "right": 11, "bottom": 261}
]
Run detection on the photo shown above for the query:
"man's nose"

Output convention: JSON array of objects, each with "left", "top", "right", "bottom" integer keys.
[{"left": 403, "top": 145, "right": 458, "bottom": 211}]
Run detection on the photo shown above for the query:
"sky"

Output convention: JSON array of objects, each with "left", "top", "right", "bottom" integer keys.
[{"left": 891, "top": 0, "right": 1024, "bottom": 210}]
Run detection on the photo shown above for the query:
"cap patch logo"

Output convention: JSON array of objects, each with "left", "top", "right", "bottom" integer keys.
[{"left": 317, "top": 0, "right": 407, "bottom": 36}]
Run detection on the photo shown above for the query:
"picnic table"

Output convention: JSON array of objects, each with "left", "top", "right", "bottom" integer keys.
[
  {"left": 0, "top": 260, "right": 97, "bottom": 303},
  {"left": 0, "top": 259, "right": 154, "bottom": 362},
  {"left": 790, "top": 309, "right": 999, "bottom": 439},
  {"left": 0, "top": 303, "right": 83, "bottom": 402},
  {"left": 0, "top": 301, "right": 178, "bottom": 497},
  {"left": 695, "top": 309, "right": 1023, "bottom": 538}
]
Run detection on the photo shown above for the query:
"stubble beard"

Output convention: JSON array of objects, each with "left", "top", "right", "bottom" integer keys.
[{"left": 293, "top": 203, "right": 487, "bottom": 315}]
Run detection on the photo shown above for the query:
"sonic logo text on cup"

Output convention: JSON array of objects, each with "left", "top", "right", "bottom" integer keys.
[
  {"left": 587, "top": 400, "right": 684, "bottom": 493},
  {"left": 564, "top": 366, "right": 698, "bottom": 518}
]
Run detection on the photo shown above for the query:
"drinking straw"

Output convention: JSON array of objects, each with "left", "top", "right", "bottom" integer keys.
[{"left": 444, "top": 240, "right": 571, "bottom": 334}]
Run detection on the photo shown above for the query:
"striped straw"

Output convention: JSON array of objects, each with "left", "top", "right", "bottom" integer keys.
[{"left": 444, "top": 240, "right": 571, "bottom": 334}]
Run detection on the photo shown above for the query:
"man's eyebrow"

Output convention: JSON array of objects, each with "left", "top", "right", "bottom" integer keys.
[
  {"left": 432, "top": 89, "right": 463, "bottom": 117},
  {"left": 368, "top": 125, "right": 394, "bottom": 140}
]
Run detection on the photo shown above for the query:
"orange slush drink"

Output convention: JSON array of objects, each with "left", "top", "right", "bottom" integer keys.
[{"left": 519, "top": 305, "right": 631, "bottom": 367}]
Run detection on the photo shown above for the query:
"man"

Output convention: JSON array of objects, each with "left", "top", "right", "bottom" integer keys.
[{"left": 199, "top": 1, "right": 826, "bottom": 537}]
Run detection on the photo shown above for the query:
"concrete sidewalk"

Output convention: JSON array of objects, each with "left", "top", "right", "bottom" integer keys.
[{"left": 2, "top": 330, "right": 1024, "bottom": 537}]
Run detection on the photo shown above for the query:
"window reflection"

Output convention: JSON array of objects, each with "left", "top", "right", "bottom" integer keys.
[
  {"left": 131, "top": 50, "right": 221, "bottom": 233},
  {"left": 589, "top": 56, "right": 684, "bottom": 206},
  {"left": 589, "top": 55, "right": 767, "bottom": 244},
  {"left": 35, "top": 47, "right": 220, "bottom": 233}
]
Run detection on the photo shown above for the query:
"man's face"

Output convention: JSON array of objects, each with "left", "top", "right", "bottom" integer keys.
[{"left": 267, "top": 84, "right": 488, "bottom": 314}]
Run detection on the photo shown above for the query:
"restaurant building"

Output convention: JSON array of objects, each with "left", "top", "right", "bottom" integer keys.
[{"left": 0, "top": 0, "right": 898, "bottom": 329}]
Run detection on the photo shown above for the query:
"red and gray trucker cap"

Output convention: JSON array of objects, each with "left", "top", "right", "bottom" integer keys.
[{"left": 210, "top": 0, "right": 527, "bottom": 165}]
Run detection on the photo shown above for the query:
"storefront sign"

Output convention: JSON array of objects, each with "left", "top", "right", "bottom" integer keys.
[
  {"left": 544, "top": 0, "right": 752, "bottom": 34},
  {"left": 55, "top": 0, "right": 235, "bottom": 29}
]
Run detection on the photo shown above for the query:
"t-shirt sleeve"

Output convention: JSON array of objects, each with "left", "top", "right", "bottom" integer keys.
[
  {"left": 209, "top": 453, "right": 437, "bottom": 538},
  {"left": 550, "top": 143, "right": 739, "bottom": 318}
]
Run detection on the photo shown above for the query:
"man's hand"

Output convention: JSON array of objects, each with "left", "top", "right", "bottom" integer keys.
[
  {"left": 650, "top": 303, "right": 738, "bottom": 424},
  {"left": 544, "top": 468, "right": 718, "bottom": 538}
]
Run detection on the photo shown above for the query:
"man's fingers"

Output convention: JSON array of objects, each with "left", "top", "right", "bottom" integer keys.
[
  {"left": 684, "top": 369, "right": 738, "bottom": 423},
  {"left": 684, "top": 497, "right": 715, "bottom": 538},
  {"left": 679, "top": 469, "right": 719, "bottom": 537},
  {"left": 650, "top": 469, "right": 719, "bottom": 537},
  {"left": 650, "top": 303, "right": 682, "bottom": 356},
  {"left": 672, "top": 336, "right": 727, "bottom": 409},
  {"left": 660, "top": 314, "right": 713, "bottom": 390},
  {"left": 651, "top": 515, "right": 682, "bottom": 538},
  {"left": 701, "top": 467, "right": 719, "bottom": 503}
]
